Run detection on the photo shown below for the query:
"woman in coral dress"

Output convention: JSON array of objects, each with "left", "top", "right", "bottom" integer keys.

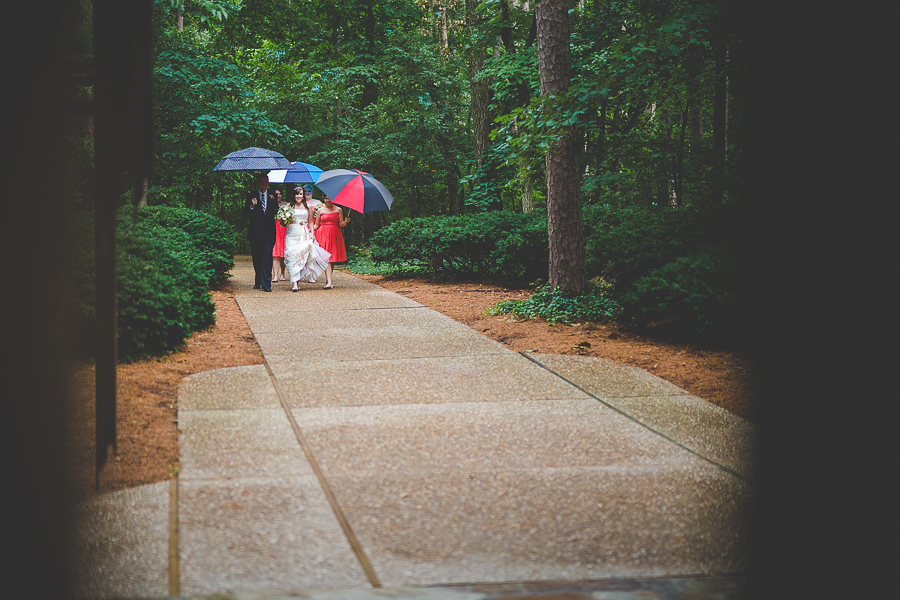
[
  {"left": 284, "top": 187, "right": 330, "bottom": 292},
  {"left": 313, "top": 194, "right": 349, "bottom": 289},
  {"left": 271, "top": 189, "right": 287, "bottom": 282}
]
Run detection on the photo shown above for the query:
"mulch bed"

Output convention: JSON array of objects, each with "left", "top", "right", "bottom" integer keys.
[{"left": 66, "top": 283, "right": 264, "bottom": 504}]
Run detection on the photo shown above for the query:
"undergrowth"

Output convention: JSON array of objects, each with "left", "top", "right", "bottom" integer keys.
[{"left": 488, "top": 283, "right": 622, "bottom": 325}]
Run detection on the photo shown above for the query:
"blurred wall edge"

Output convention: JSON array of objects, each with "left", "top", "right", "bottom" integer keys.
[
  {"left": 0, "top": 1, "right": 152, "bottom": 597},
  {"left": 734, "top": 0, "right": 892, "bottom": 599},
  {"left": 1, "top": 1, "right": 77, "bottom": 597}
]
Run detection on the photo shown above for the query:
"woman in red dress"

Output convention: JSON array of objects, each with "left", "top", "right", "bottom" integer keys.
[
  {"left": 313, "top": 193, "right": 350, "bottom": 289},
  {"left": 271, "top": 189, "right": 287, "bottom": 282}
]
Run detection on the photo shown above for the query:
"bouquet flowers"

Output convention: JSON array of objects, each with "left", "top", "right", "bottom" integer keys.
[{"left": 276, "top": 204, "right": 294, "bottom": 227}]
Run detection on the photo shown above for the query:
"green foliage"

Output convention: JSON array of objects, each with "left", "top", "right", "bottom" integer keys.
[
  {"left": 152, "top": 22, "right": 300, "bottom": 213},
  {"left": 581, "top": 203, "right": 742, "bottom": 335},
  {"left": 618, "top": 251, "right": 735, "bottom": 335},
  {"left": 369, "top": 211, "right": 548, "bottom": 282},
  {"left": 582, "top": 203, "right": 706, "bottom": 284},
  {"left": 488, "top": 284, "right": 622, "bottom": 325},
  {"left": 346, "top": 252, "right": 429, "bottom": 278},
  {"left": 438, "top": 203, "right": 741, "bottom": 335},
  {"left": 477, "top": 0, "right": 737, "bottom": 209},
  {"left": 67, "top": 207, "right": 234, "bottom": 362},
  {"left": 117, "top": 211, "right": 216, "bottom": 362},
  {"left": 136, "top": 206, "right": 236, "bottom": 286}
]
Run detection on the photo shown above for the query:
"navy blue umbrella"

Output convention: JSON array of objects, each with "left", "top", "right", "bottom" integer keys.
[
  {"left": 266, "top": 161, "right": 324, "bottom": 183},
  {"left": 213, "top": 147, "right": 293, "bottom": 171}
]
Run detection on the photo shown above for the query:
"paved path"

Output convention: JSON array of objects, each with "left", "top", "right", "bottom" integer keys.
[{"left": 69, "top": 256, "right": 755, "bottom": 599}]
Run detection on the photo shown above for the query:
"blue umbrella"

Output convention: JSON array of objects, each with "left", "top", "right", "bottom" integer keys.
[
  {"left": 266, "top": 161, "right": 324, "bottom": 183},
  {"left": 213, "top": 147, "right": 293, "bottom": 171}
]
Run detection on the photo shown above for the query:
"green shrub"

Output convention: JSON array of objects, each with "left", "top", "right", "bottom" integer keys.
[
  {"left": 117, "top": 212, "right": 216, "bottom": 361},
  {"left": 582, "top": 204, "right": 705, "bottom": 285},
  {"left": 369, "top": 211, "right": 548, "bottom": 282},
  {"left": 618, "top": 251, "right": 737, "bottom": 336},
  {"left": 136, "top": 206, "right": 235, "bottom": 286},
  {"left": 488, "top": 284, "right": 622, "bottom": 325},
  {"left": 67, "top": 206, "right": 229, "bottom": 362},
  {"left": 581, "top": 204, "right": 741, "bottom": 336}
]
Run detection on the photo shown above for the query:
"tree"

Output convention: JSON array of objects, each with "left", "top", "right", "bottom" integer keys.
[
  {"left": 466, "top": 0, "right": 497, "bottom": 208},
  {"left": 536, "top": 0, "right": 585, "bottom": 294}
]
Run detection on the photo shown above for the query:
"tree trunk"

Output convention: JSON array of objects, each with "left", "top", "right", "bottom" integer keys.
[
  {"left": 674, "top": 104, "right": 688, "bottom": 206},
  {"left": 713, "top": 42, "right": 727, "bottom": 203},
  {"left": 438, "top": 0, "right": 449, "bottom": 54},
  {"left": 137, "top": 177, "right": 148, "bottom": 206},
  {"left": 500, "top": 0, "right": 514, "bottom": 51},
  {"left": 519, "top": 155, "right": 535, "bottom": 213},
  {"left": 466, "top": 0, "right": 492, "bottom": 191},
  {"left": 361, "top": 0, "right": 378, "bottom": 108},
  {"left": 448, "top": 164, "right": 462, "bottom": 215},
  {"left": 512, "top": 117, "right": 535, "bottom": 213},
  {"left": 537, "top": 0, "right": 584, "bottom": 294},
  {"left": 687, "top": 55, "right": 703, "bottom": 144}
]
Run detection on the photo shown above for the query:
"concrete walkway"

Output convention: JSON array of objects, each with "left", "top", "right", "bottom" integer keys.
[{"left": 69, "top": 256, "right": 755, "bottom": 600}]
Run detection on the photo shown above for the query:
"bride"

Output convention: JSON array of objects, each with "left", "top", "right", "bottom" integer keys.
[{"left": 284, "top": 185, "right": 331, "bottom": 291}]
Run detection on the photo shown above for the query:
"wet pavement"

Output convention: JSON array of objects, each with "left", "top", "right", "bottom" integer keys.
[{"left": 69, "top": 256, "right": 755, "bottom": 599}]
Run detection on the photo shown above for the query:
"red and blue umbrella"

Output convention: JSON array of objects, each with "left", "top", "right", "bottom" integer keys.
[
  {"left": 314, "top": 169, "right": 393, "bottom": 213},
  {"left": 266, "top": 161, "right": 324, "bottom": 183}
]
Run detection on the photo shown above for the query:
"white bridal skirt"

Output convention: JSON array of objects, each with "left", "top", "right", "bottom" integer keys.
[{"left": 284, "top": 222, "right": 331, "bottom": 283}]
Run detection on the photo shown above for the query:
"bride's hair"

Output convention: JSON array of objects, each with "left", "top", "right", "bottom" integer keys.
[{"left": 291, "top": 186, "right": 309, "bottom": 212}]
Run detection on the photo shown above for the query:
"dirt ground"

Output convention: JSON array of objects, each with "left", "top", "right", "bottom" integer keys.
[{"left": 67, "top": 268, "right": 756, "bottom": 500}]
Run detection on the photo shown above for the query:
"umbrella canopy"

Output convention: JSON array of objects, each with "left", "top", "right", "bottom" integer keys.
[
  {"left": 213, "top": 147, "right": 293, "bottom": 171},
  {"left": 267, "top": 161, "right": 324, "bottom": 183},
  {"left": 315, "top": 169, "right": 393, "bottom": 213}
]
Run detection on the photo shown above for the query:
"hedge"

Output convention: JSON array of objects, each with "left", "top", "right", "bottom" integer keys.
[
  {"left": 67, "top": 206, "right": 234, "bottom": 362},
  {"left": 365, "top": 205, "right": 743, "bottom": 337},
  {"left": 369, "top": 211, "right": 548, "bottom": 283}
]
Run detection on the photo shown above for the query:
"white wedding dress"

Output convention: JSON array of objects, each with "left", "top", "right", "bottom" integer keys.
[{"left": 284, "top": 206, "right": 331, "bottom": 283}]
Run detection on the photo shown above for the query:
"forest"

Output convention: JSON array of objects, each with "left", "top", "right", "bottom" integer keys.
[{"left": 64, "top": 0, "right": 750, "bottom": 356}]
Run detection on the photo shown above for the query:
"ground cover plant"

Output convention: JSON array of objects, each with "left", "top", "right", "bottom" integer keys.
[{"left": 488, "top": 283, "right": 622, "bottom": 325}]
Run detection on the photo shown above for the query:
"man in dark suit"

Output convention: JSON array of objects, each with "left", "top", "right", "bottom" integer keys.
[{"left": 243, "top": 173, "right": 277, "bottom": 292}]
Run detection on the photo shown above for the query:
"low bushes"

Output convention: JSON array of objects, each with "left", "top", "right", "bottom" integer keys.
[
  {"left": 136, "top": 206, "right": 235, "bottom": 286},
  {"left": 364, "top": 204, "right": 743, "bottom": 338},
  {"left": 368, "top": 211, "right": 548, "bottom": 282},
  {"left": 67, "top": 206, "right": 235, "bottom": 362},
  {"left": 618, "top": 251, "right": 738, "bottom": 336},
  {"left": 581, "top": 204, "right": 743, "bottom": 336}
]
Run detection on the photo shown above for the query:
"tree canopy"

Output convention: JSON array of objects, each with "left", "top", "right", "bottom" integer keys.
[
  {"left": 64, "top": 0, "right": 745, "bottom": 318},
  {"left": 134, "top": 0, "right": 739, "bottom": 223}
]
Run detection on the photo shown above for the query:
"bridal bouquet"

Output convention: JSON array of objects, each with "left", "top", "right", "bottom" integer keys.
[{"left": 276, "top": 204, "right": 294, "bottom": 227}]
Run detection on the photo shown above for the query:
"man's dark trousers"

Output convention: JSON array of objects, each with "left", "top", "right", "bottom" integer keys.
[{"left": 244, "top": 189, "right": 277, "bottom": 291}]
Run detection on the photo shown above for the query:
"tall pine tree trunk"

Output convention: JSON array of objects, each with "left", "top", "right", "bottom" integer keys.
[
  {"left": 537, "top": 0, "right": 584, "bottom": 294},
  {"left": 466, "top": 0, "right": 493, "bottom": 201}
]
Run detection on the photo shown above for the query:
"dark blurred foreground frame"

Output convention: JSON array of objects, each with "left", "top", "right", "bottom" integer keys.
[
  {"left": 0, "top": 0, "right": 151, "bottom": 597},
  {"left": 0, "top": 0, "right": 891, "bottom": 598},
  {"left": 733, "top": 0, "right": 893, "bottom": 598}
]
